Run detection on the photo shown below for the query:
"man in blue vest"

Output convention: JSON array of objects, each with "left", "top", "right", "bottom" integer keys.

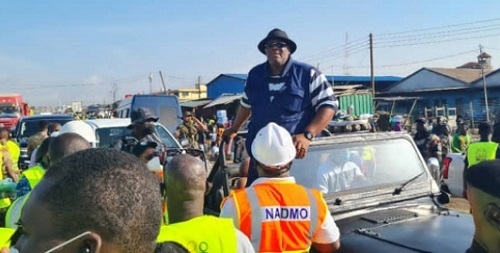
[{"left": 224, "top": 28, "right": 338, "bottom": 185}]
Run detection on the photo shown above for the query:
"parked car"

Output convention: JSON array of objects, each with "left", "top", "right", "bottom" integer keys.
[
  {"left": 208, "top": 132, "right": 475, "bottom": 252},
  {"left": 441, "top": 152, "right": 466, "bottom": 197},
  {"left": 84, "top": 118, "right": 181, "bottom": 149},
  {"left": 12, "top": 114, "right": 75, "bottom": 170}
]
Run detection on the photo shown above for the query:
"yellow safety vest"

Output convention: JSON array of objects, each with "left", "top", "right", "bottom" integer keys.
[
  {"left": 467, "top": 142, "right": 499, "bottom": 167},
  {"left": 5, "top": 193, "right": 30, "bottom": 229},
  {"left": 5, "top": 141, "right": 20, "bottom": 172},
  {"left": 0, "top": 151, "right": 11, "bottom": 209},
  {"left": 157, "top": 216, "right": 237, "bottom": 253},
  {"left": 21, "top": 165, "right": 45, "bottom": 190},
  {"left": 0, "top": 227, "right": 14, "bottom": 248}
]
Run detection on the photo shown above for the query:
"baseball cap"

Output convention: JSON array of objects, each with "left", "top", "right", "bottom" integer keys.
[{"left": 128, "top": 108, "right": 159, "bottom": 129}]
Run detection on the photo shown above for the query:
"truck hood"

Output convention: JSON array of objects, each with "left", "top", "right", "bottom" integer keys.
[{"left": 336, "top": 207, "right": 474, "bottom": 253}]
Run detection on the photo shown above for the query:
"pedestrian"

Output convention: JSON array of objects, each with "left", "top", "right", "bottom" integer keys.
[
  {"left": 12, "top": 148, "right": 162, "bottom": 253},
  {"left": 114, "top": 107, "right": 163, "bottom": 153},
  {"left": 464, "top": 160, "right": 500, "bottom": 253},
  {"left": 223, "top": 28, "right": 338, "bottom": 186},
  {"left": 158, "top": 154, "right": 254, "bottom": 253},
  {"left": 0, "top": 127, "right": 20, "bottom": 174},
  {"left": 413, "top": 118, "right": 442, "bottom": 162},
  {"left": 26, "top": 120, "right": 49, "bottom": 160},
  {"left": 6, "top": 132, "right": 91, "bottom": 229},
  {"left": 220, "top": 123, "right": 340, "bottom": 252},
  {"left": 174, "top": 111, "right": 207, "bottom": 149},
  {"left": 461, "top": 122, "right": 500, "bottom": 199},
  {"left": 451, "top": 120, "right": 471, "bottom": 153}
]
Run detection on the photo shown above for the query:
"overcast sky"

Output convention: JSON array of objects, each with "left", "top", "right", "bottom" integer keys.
[{"left": 1, "top": 0, "right": 500, "bottom": 106}]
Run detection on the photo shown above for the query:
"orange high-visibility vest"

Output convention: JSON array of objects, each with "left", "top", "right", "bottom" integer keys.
[{"left": 229, "top": 181, "right": 327, "bottom": 253}]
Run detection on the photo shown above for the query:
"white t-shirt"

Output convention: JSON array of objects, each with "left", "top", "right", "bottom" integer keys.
[
  {"left": 220, "top": 177, "right": 340, "bottom": 245},
  {"left": 317, "top": 161, "right": 364, "bottom": 194}
]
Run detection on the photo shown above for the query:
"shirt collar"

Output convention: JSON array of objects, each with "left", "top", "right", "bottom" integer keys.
[
  {"left": 265, "top": 57, "right": 294, "bottom": 78},
  {"left": 249, "top": 176, "right": 296, "bottom": 187}
]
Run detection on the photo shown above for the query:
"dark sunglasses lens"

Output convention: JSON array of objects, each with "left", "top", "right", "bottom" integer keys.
[{"left": 266, "top": 42, "right": 286, "bottom": 49}]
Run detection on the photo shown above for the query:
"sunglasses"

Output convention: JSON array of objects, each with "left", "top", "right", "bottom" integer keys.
[{"left": 265, "top": 42, "right": 287, "bottom": 49}]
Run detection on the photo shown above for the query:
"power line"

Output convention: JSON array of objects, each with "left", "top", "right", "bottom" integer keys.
[
  {"left": 374, "top": 32, "right": 500, "bottom": 48},
  {"left": 299, "top": 37, "right": 368, "bottom": 62},
  {"left": 377, "top": 17, "right": 500, "bottom": 37}
]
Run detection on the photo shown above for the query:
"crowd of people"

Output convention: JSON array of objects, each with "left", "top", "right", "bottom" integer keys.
[{"left": 0, "top": 27, "right": 498, "bottom": 253}]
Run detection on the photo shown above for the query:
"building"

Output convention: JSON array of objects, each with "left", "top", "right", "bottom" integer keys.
[
  {"left": 167, "top": 84, "right": 207, "bottom": 101},
  {"left": 383, "top": 52, "right": 498, "bottom": 123},
  {"left": 206, "top": 74, "right": 402, "bottom": 99}
]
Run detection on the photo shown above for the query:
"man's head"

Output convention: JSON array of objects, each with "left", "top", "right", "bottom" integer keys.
[
  {"left": 164, "top": 154, "right": 207, "bottom": 222},
  {"left": 0, "top": 127, "right": 9, "bottom": 144},
  {"left": 39, "top": 120, "right": 50, "bottom": 132},
  {"left": 416, "top": 117, "right": 427, "bottom": 132},
  {"left": 458, "top": 121, "right": 469, "bottom": 135},
  {"left": 258, "top": 28, "right": 296, "bottom": 68},
  {"left": 478, "top": 122, "right": 492, "bottom": 139},
  {"left": 16, "top": 149, "right": 162, "bottom": 253},
  {"left": 48, "top": 132, "right": 91, "bottom": 165},
  {"left": 251, "top": 122, "right": 296, "bottom": 177},
  {"left": 128, "top": 108, "right": 158, "bottom": 137},
  {"left": 465, "top": 160, "right": 500, "bottom": 252},
  {"left": 48, "top": 122, "right": 62, "bottom": 137},
  {"left": 182, "top": 111, "right": 193, "bottom": 123},
  {"left": 59, "top": 120, "right": 97, "bottom": 147}
]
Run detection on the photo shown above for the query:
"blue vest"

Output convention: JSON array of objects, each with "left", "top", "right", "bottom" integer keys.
[{"left": 245, "top": 59, "right": 316, "bottom": 156}]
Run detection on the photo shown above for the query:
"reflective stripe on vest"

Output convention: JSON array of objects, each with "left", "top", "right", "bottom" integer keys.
[
  {"left": 157, "top": 216, "right": 238, "bottom": 252},
  {"left": 467, "top": 142, "right": 499, "bottom": 167},
  {"left": 233, "top": 183, "right": 325, "bottom": 253},
  {"left": 5, "top": 193, "right": 30, "bottom": 229},
  {"left": 22, "top": 165, "right": 45, "bottom": 190}
]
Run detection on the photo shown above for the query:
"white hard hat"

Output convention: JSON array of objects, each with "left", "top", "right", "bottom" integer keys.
[
  {"left": 59, "top": 120, "right": 97, "bottom": 144},
  {"left": 251, "top": 122, "right": 296, "bottom": 167}
]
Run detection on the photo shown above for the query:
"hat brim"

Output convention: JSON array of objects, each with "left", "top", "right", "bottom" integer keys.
[
  {"left": 127, "top": 117, "right": 159, "bottom": 129},
  {"left": 258, "top": 37, "right": 297, "bottom": 55}
]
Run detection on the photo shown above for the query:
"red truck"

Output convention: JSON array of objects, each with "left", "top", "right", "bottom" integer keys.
[{"left": 0, "top": 94, "right": 30, "bottom": 130}]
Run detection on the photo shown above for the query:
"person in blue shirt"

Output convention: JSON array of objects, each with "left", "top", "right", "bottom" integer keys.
[{"left": 224, "top": 28, "right": 338, "bottom": 185}]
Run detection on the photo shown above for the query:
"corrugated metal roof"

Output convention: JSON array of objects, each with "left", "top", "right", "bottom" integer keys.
[
  {"left": 326, "top": 76, "right": 403, "bottom": 83},
  {"left": 428, "top": 68, "right": 489, "bottom": 83},
  {"left": 224, "top": 74, "right": 248, "bottom": 80},
  {"left": 180, "top": 99, "right": 212, "bottom": 108},
  {"left": 203, "top": 94, "right": 243, "bottom": 108}
]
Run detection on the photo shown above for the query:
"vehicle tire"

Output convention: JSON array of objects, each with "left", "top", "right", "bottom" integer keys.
[{"left": 440, "top": 183, "right": 450, "bottom": 194}]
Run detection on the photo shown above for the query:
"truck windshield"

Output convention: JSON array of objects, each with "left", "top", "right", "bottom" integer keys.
[
  {"left": 0, "top": 104, "right": 20, "bottom": 117},
  {"left": 290, "top": 138, "right": 427, "bottom": 195}
]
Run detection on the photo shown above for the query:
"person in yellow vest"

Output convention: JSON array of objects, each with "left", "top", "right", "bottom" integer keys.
[
  {"left": 5, "top": 132, "right": 91, "bottom": 229},
  {"left": 220, "top": 122, "right": 340, "bottom": 253},
  {"left": 0, "top": 128, "right": 20, "bottom": 174},
  {"left": 157, "top": 154, "right": 254, "bottom": 253},
  {"left": 462, "top": 122, "right": 500, "bottom": 199},
  {"left": 465, "top": 160, "right": 500, "bottom": 253},
  {"left": 12, "top": 149, "right": 162, "bottom": 253},
  {"left": 0, "top": 129, "right": 17, "bottom": 213},
  {"left": 15, "top": 137, "right": 52, "bottom": 199}
]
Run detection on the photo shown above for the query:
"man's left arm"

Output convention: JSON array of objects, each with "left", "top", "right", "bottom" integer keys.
[
  {"left": 192, "top": 117, "right": 208, "bottom": 132},
  {"left": 294, "top": 70, "right": 338, "bottom": 158}
]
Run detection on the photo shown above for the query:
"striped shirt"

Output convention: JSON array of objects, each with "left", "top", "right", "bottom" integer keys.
[{"left": 241, "top": 60, "right": 338, "bottom": 112}]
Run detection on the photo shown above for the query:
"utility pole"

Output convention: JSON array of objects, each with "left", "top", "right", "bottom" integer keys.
[
  {"left": 148, "top": 72, "right": 153, "bottom": 94},
  {"left": 111, "top": 83, "right": 118, "bottom": 103},
  {"left": 479, "top": 44, "right": 490, "bottom": 122},
  {"left": 159, "top": 71, "right": 167, "bottom": 94},
  {"left": 198, "top": 76, "right": 202, "bottom": 99},
  {"left": 343, "top": 32, "right": 350, "bottom": 75},
  {"left": 369, "top": 33, "right": 375, "bottom": 112}
]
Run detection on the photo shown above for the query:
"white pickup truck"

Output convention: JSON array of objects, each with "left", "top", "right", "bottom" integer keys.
[{"left": 441, "top": 153, "right": 466, "bottom": 197}]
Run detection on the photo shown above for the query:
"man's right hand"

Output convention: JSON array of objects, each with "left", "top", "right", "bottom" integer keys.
[{"left": 222, "top": 127, "right": 238, "bottom": 140}]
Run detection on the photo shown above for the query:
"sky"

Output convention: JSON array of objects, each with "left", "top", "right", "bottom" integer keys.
[{"left": 1, "top": 0, "right": 500, "bottom": 107}]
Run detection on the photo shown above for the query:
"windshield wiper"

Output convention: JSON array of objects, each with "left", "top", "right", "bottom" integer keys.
[{"left": 393, "top": 172, "right": 425, "bottom": 195}]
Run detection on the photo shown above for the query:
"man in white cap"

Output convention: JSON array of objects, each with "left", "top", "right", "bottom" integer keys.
[{"left": 220, "top": 122, "right": 340, "bottom": 253}]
